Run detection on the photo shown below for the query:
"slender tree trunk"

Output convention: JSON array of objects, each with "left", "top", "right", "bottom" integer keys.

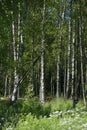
[
  {"left": 79, "top": 17, "right": 86, "bottom": 106},
  {"left": 51, "top": 73, "right": 53, "bottom": 96},
  {"left": 71, "top": 37, "right": 75, "bottom": 98},
  {"left": 52, "top": 79, "right": 55, "bottom": 97},
  {"left": 51, "top": 74, "right": 52, "bottom": 96},
  {"left": 66, "top": 20, "right": 71, "bottom": 98},
  {"left": 70, "top": 3, "right": 74, "bottom": 99},
  {"left": 17, "top": 2, "right": 24, "bottom": 99},
  {"left": 86, "top": 66, "right": 87, "bottom": 84},
  {"left": 73, "top": 12, "right": 79, "bottom": 107},
  {"left": 40, "top": 49, "right": 45, "bottom": 103},
  {"left": 56, "top": 54, "right": 60, "bottom": 98},
  {"left": 66, "top": 0, "right": 73, "bottom": 99},
  {"left": 4, "top": 74, "right": 8, "bottom": 97},
  {"left": 11, "top": 19, "right": 19, "bottom": 101},
  {"left": 35, "top": 71, "right": 38, "bottom": 96},
  {"left": 63, "top": 23, "right": 67, "bottom": 97},
  {"left": 56, "top": 21, "right": 61, "bottom": 98},
  {"left": 56, "top": 0, "right": 66, "bottom": 98},
  {"left": 39, "top": 0, "right": 45, "bottom": 103},
  {"left": 31, "top": 34, "right": 35, "bottom": 95},
  {"left": 8, "top": 74, "right": 11, "bottom": 98},
  {"left": 17, "top": 3, "right": 20, "bottom": 99},
  {"left": 64, "top": 60, "right": 67, "bottom": 97}
]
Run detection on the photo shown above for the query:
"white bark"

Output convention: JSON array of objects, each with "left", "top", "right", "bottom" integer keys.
[
  {"left": 66, "top": 20, "right": 71, "bottom": 98},
  {"left": 71, "top": 37, "right": 75, "bottom": 97},
  {"left": 40, "top": 0, "right": 45, "bottom": 104},
  {"left": 40, "top": 50, "right": 45, "bottom": 103},
  {"left": 11, "top": 20, "right": 19, "bottom": 101},
  {"left": 8, "top": 74, "right": 11, "bottom": 98}
]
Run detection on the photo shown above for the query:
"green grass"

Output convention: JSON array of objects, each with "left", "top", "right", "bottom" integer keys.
[
  {"left": 45, "top": 98, "right": 72, "bottom": 112},
  {"left": 0, "top": 98, "right": 87, "bottom": 130},
  {"left": 8, "top": 107, "right": 87, "bottom": 130}
]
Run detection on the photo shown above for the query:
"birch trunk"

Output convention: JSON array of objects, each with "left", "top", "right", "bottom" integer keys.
[
  {"left": 11, "top": 19, "right": 19, "bottom": 101},
  {"left": 79, "top": 18, "right": 86, "bottom": 106},
  {"left": 39, "top": 0, "right": 45, "bottom": 104},
  {"left": 73, "top": 17, "right": 78, "bottom": 107},
  {"left": 66, "top": 20, "right": 71, "bottom": 98},
  {"left": 17, "top": 3, "right": 20, "bottom": 99},
  {"left": 4, "top": 74, "right": 8, "bottom": 97},
  {"left": 71, "top": 37, "right": 75, "bottom": 98},
  {"left": 8, "top": 74, "right": 11, "bottom": 98}
]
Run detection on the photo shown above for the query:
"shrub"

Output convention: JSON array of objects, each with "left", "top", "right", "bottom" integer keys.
[
  {"left": 21, "top": 99, "right": 51, "bottom": 117},
  {"left": 47, "top": 98, "right": 72, "bottom": 112},
  {"left": 0, "top": 98, "right": 51, "bottom": 129}
]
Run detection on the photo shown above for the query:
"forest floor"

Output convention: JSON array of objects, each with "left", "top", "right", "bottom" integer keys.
[{"left": 0, "top": 98, "right": 87, "bottom": 130}]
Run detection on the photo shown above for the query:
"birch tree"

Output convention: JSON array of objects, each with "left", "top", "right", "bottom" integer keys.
[
  {"left": 66, "top": 1, "right": 72, "bottom": 98},
  {"left": 11, "top": 18, "right": 19, "bottom": 101},
  {"left": 79, "top": 9, "right": 86, "bottom": 105},
  {"left": 39, "top": 0, "right": 45, "bottom": 103}
]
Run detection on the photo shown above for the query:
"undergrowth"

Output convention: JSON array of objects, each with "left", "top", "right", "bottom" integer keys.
[{"left": 0, "top": 98, "right": 87, "bottom": 130}]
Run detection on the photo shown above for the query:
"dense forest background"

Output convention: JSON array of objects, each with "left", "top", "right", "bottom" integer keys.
[{"left": 0, "top": 0, "right": 87, "bottom": 105}]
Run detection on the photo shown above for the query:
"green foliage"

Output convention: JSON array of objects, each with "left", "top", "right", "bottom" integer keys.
[
  {"left": 1, "top": 98, "right": 87, "bottom": 130},
  {"left": 46, "top": 98, "right": 72, "bottom": 112},
  {"left": 8, "top": 106, "right": 87, "bottom": 130},
  {"left": 0, "top": 99, "right": 51, "bottom": 129},
  {"left": 25, "top": 84, "right": 34, "bottom": 99},
  {"left": 76, "top": 100, "right": 85, "bottom": 109},
  {"left": 21, "top": 99, "right": 51, "bottom": 117},
  {"left": 0, "top": 0, "right": 87, "bottom": 128}
]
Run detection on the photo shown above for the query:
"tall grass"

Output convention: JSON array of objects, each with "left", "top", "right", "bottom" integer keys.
[
  {"left": 0, "top": 98, "right": 87, "bottom": 130},
  {"left": 45, "top": 98, "right": 72, "bottom": 112}
]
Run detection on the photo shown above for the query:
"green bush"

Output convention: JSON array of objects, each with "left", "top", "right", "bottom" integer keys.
[
  {"left": 1, "top": 98, "right": 86, "bottom": 130},
  {"left": 11, "top": 108, "right": 87, "bottom": 130},
  {"left": 21, "top": 99, "right": 51, "bottom": 117},
  {"left": 76, "top": 100, "right": 84, "bottom": 109},
  {"left": 47, "top": 98, "right": 72, "bottom": 112},
  {"left": 0, "top": 99, "right": 51, "bottom": 129},
  {"left": 10, "top": 105, "right": 87, "bottom": 130}
]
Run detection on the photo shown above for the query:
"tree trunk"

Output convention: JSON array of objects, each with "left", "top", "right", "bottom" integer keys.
[
  {"left": 56, "top": 21, "right": 61, "bottom": 98},
  {"left": 31, "top": 34, "right": 35, "bottom": 95},
  {"left": 11, "top": 19, "right": 19, "bottom": 101},
  {"left": 73, "top": 17, "right": 78, "bottom": 108},
  {"left": 11, "top": 2, "right": 24, "bottom": 100},
  {"left": 66, "top": 0, "right": 73, "bottom": 99},
  {"left": 51, "top": 74, "right": 53, "bottom": 96},
  {"left": 66, "top": 20, "right": 71, "bottom": 98},
  {"left": 4, "top": 74, "right": 8, "bottom": 97},
  {"left": 79, "top": 17, "right": 86, "bottom": 106},
  {"left": 71, "top": 37, "right": 75, "bottom": 98},
  {"left": 56, "top": 0, "right": 66, "bottom": 98},
  {"left": 56, "top": 54, "right": 60, "bottom": 98},
  {"left": 39, "top": 0, "right": 45, "bottom": 104},
  {"left": 86, "top": 65, "right": 87, "bottom": 84},
  {"left": 8, "top": 74, "right": 11, "bottom": 98}
]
